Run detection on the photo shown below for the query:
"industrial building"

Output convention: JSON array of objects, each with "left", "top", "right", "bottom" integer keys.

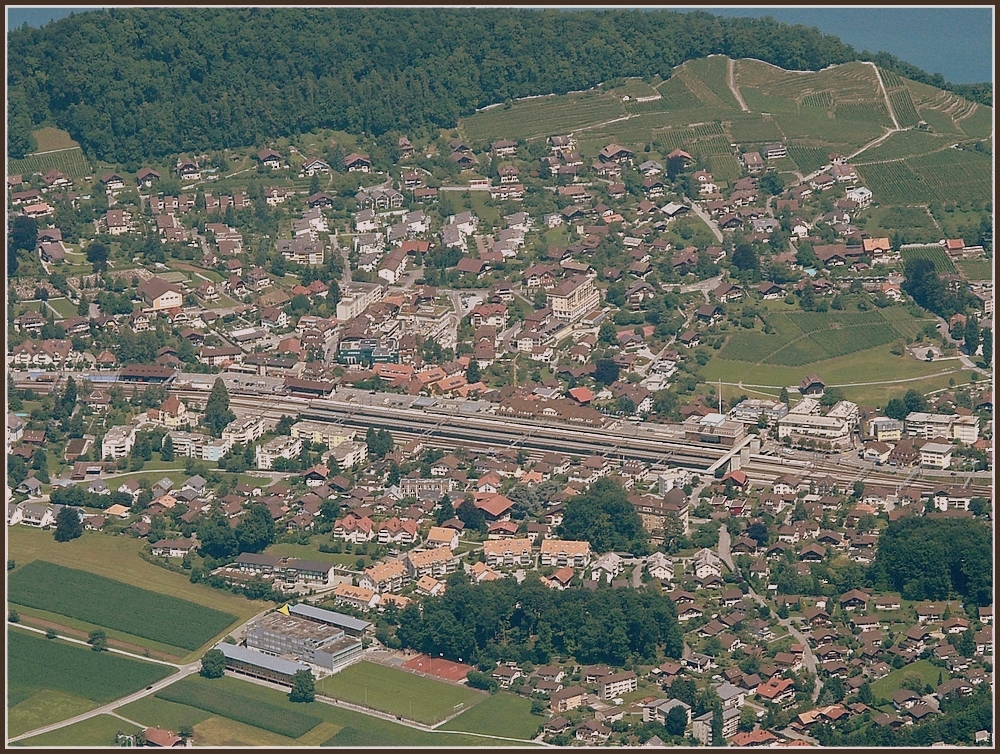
[{"left": 245, "top": 612, "right": 363, "bottom": 672}]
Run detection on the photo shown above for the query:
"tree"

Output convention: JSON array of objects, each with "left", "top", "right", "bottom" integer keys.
[
  {"left": 435, "top": 495, "right": 455, "bottom": 525},
  {"left": 594, "top": 358, "right": 620, "bottom": 386},
  {"left": 88, "top": 629, "right": 108, "bottom": 651},
  {"left": 203, "top": 378, "right": 235, "bottom": 437},
  {"left": 86, "top": 241, "right": 110, "bottom": 273},
  {"left": 557, "top": 477, "right": 649, "bottom": 555},
  {"left": 465, "top": 360, "right": 481, "bottom": 383},
  {"left": 10, "top": 215, "right": 38, "bottom": 252},
  {"left": 178, "top": 726, "right": 193, "bottom": 741},
  {"left": 738, "top": 706, "right": 757, "bottom": 732},
  {"left": 456, "top": 497, "right": 486, "bottom": 531},
  {"left": 289, "top": 669, "right": 315, "bottom": 702},
  {"left": 160, "top": 433, "right": 174, "bottom": 461},
  {"left": 665, "top": 705, "right": 689, "bottom": 736},
  {"left": 235, "top": 504, "right": 277, "bottom": 554},
  {"left": 54, "top": 506, "right": 83, "bottom": 542},
  {"left": 902, "top": 389, "right": 927, "bottom": 414},
  {"left": 759, "top": 172, "right": 784, "bottom": 196},
  {"left": 732, "top": 243, "right": 759, "bottom": 274},
  {"left": 670, "top": 678, "right": 696, "bottom": 708},
  {"left": 200, "top": 648, "right": 226, "bottom": 678},
  {"left": 885, "top": 397, "right": 907, "bottom": 420},
  {"left": 858, "top": 680, "right": 873, "bottom": 705}
]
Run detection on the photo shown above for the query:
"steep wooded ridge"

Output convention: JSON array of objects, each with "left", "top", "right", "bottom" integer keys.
[{"left": 7, "top": 8, "right": 991, "bottom": 163}]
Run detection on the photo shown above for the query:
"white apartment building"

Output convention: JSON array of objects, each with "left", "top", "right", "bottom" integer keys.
[
  {"left": 920, "top": 442, "right": 953, "bottom": 469},
  {"left": 222, "top": 416, "right": 267, "bottom": 446},
  {"left": 336, "top": 282, "right": 386, "bottom": 321},
  {"left": 547, "top": 275, "right": 600, "bottom": 322},
  {"left": 482, "top": 539, "right": 534, "bottom": 568},
  {"left": 102, "top": 424, "right": 137, "bottom": 459},
  {"left": 291, "top": 421, "right": 354, "bottom": 448},
  {"left": 777, "top": 399, "right": 859, "bottom": 447},
  {"left": 729, "top": 398, "right": 788, "bottom": 425},
  {"left": 255, "top": 435, "right": 302, "bottom": 469}
]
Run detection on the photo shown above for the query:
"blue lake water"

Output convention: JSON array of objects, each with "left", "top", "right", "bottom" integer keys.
[{"left": 7, "top": 6, "right": 994, "bottom": 84}]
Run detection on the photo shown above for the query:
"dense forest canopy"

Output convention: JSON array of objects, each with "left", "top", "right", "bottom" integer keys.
[
  {"left": 7, "top": 8, "right": 990, "bottom": 163},
  {"left": 868, "top": 516, "right": 992, "bottom": 609},
  {"left": 392, "top": 572, "right": 683, "bottom": 667}
]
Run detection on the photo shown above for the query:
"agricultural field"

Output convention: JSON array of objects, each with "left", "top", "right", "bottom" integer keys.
[
  {"left": 8, "top": 560, "right": 239, "bottom": 652},
  {"left": 887, "top": 88, "right": 920, "bottom": 128},
  {"left": 116, "top": 695, "right": 213, "bottom": 732},
  {"left": 900, "top": 246, "right": 957, "bottom": 272},
  {"left": 682, "top": 55, "right": 741, "bottom": 109},
  {"left": 157, "top": 677, "right": 323, "bottom": 738},
  {"left": 835, "top": 99, "right": 893, "bottom": 128},
  {"left": 650, "top": 74, "right": 704, "bottom": 110},
  {"left": 315, "top": 661, "right": 485, "bottom": 725},
  {"left": 8, "top": 629, "right": 174, "bottom": 737},
  {"left": 956, "top": 104, "right": 992, "bottom": 139},
  {"left": 909, "top": 148, "right": 993, "bottom": 203},
  {"left": 857, "top": 160, "right": 933, "bottom": 205},
  {"left": 707, "top": 153, "right": 743, "bottom": 182},
  {"left": 7, "top": 527, "right": 266, "bottom": 627},
  {"left": 728, "top": 114, "right": 785, "bottom": 144},
  {"left": 786, "top": 146, "right": 829, "bottom": 175},
  {"left": 8, "top": 147, "right": 91, "bottom": 180},
  {"left": 854, "top": 129, "right": 952, "bottom": 162},
  {"left": 13, "top": 714, "right": 141, "bottom": 747},
  {"left": 460, "top": 91, "right": 624, "bottom": 143},
  {"left": 439, "top": 693, "right": 541, "bottom": 740},
  {"left": 31, "top": 126, "right": 82, "bottom": 152}
]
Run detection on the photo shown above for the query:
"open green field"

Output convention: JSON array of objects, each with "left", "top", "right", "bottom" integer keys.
[
  {"left": 116, "top": 695, "right": 213, "bottom": 731},
  {"left": 316, "top": 661, "right": 485, "bottom": 725},
  {"left": 7, "top": 528, "right": 262, "bottom": 655},
  {"left": 9, "top": 560, "right": 238, "bottom": 651},
  {"left": 157, "top": 677, "right": 323, "bottom": 738},
  {"left": 862, "top": 207, "right": 940, "bottom": 245},
  {"left": 149, "top": 673, "right": 525, "bottom": 747},
  {"left": 900, "top": 246, "right": 956, "bottom": 272},
  {"left": 13, "top": 714, "right": 141, "bottom": 747},
  {"left": 718, "top": 308, "right": 926, "bottom": 367},
  {"left": 870, "top": 659, "right": 944, "bottom": 702},
  {"left": 440, "top": 692, "right": 541, "bottom": 739},
  {"left": 8, "top": 629, "right": 174, "bottom": 737},
  {"left": 955, "top": 259, "right": 993, "bottom": 281},
  {"left": 32, "top": 126, "right": 82, "bottom": 152},
  {"left": 701, "top": 348, "right": 969, "bottom": 408},
  {"left": 266, "top": 540, "right": 368, "bottom": 569},
  {"left": 45, "top": 297, "right": 79, "bottom": 319}
]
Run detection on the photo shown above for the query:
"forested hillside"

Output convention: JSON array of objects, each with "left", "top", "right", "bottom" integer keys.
[{"left": 9, "top": 8, "right": 986, "bottom": 164}]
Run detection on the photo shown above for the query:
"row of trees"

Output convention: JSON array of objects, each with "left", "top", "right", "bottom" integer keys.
[{"left": 11, "top": 8, "right": 985, "bottom": 164}]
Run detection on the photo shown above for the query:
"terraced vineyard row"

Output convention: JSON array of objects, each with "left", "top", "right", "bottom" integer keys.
[
  {"left": 9, "top": 147, "right": 91, "bottom": 179},
  {"left": 787, "top": 146, "right": 830, "bottom": 175},
  {"left": 835, "top": 99, "right": 893, "bottom": 126},
  {"left": 888, "top": 89, "right": 920, "bottom": 128}
]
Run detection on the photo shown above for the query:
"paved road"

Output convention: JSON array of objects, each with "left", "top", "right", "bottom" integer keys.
[
  {"left": 717, "top": 525, "right": 823, "bottom": 704},
  {"left": 686, "top": 198, "right": 724, "bottom": 243}
]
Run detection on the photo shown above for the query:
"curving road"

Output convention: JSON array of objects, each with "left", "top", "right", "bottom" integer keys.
[{"left": 717, "top": 525, "right": 823, "bottom": 704}]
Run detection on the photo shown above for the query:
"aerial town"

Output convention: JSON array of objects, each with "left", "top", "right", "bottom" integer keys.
[{"left": 6, "top": 7, "right": 994, "bottom": 749}]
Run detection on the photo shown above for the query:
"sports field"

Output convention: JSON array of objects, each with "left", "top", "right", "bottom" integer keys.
[
  {"left": 9, "top": 560, "right": 239, "bottom": 652},
  {"left": 8, "top": 629, "right": 174, "bottom": 737},
  {"left": 440, "top": 692, "right": 541, "bottom": 740},
  {"left": 316, "top": 661, "right": 485, "bottom": 725}
]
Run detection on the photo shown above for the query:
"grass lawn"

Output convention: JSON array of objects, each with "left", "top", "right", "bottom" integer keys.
[
  {"left": 115, "top": 695, "right": 212, "bottom": 732},
  {"left": 46, "top": 297, "right": 79, "bottom": 319},
  {"left": 266, "top": 541, "right": 370, "bottom": 569},
  {"left": 701, "top": 347, "right": 961, "bottom": 406},
  {"left": 955, "top": 258, "right": 994, "bottom": 281},
  {"left": 870, "top": 659, "right": 945, "bottom": 702},
  {"left": 8, "top": 629, "right": 174, "bottom": 736},
  {"left": 7, "top": 527, "right": 264, "bottom": 658},
  {"left": 440, "top": 693, "right": 542, "bottom": 740},
  {"left": 31, "top": 127, "right": 81, "bottom": 151},
  {"left": 13, "top": 714, "right": 141, "bottom": 747},
  {"left": 316, "top": 661, "right": 486, "bottom": 725}
]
